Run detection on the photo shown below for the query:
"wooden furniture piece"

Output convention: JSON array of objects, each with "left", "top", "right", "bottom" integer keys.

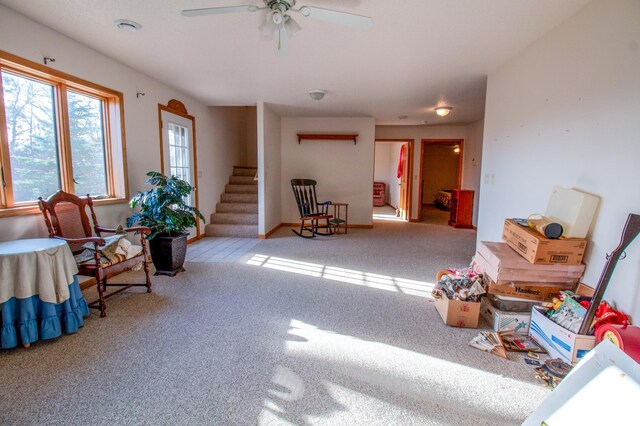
[
  {"left": 448, "top": 189, "right": 474, "bottom": 229},
  {"left": 373, "top": 182, "right": 386, "bottom": 207},
  {"left": 330, "top": 202, "right": 349, "bottom": 234},
  {"left": 291, "top": 179, "right": 334, "bottom": 238},
  {"left": 297, "top": 134, "right": 358, "bottom": 145},
  {"left": 38, "top": 190, "right": 152, "bottom": 317},
  {"left": 0, "top": 238, "right": 89, "bottom": 349}
]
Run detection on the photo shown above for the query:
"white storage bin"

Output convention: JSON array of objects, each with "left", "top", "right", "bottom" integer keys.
[{"left": 545, "top": 187, "right": 599, "bottom": 239}]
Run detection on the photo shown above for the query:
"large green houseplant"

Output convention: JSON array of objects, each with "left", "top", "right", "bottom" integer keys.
[{"left": 127, "top": 171, "right": 204, "bottom": 276}]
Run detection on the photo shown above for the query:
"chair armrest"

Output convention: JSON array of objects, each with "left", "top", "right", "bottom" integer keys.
[
  {"left": 53, "top": 235, "right": 106, "bottom": 246},
  {"left": 319, "top": 201, "right": 332, "bottom": 214},
  {"left": 95, "top": 226, "right": 151, "bottom": 235},
  {"left": 124, "top": 226, "right": 152, "bottom": 235}
]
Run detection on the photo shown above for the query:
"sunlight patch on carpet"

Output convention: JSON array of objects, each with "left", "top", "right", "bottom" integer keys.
[
  {"left": 247, "top": 254, "right": 435, "bottom": 298},
  {"left": 278, "top": 320, "right": 547, "bottom": 424}
]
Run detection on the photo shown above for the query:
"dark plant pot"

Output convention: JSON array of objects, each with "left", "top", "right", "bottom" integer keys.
[{"left": 149, "top": 233, "right": 188, "bottom": 277}]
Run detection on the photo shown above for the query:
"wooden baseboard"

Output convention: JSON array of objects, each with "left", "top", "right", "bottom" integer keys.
[
  {"left": 187, "top": 234, "right": 203, "bottom": 244},
  {"left": 259, "top": 223, "right": 283, "bottom": 239}
]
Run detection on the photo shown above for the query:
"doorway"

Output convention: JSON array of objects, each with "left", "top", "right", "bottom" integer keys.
[
  {"left": 419, "top": 139, "right": 463, "bottom": 224},
  {"left": 373, "top": 139, "right": 413, "bottom": 222},
  {"left": 158, "top": 102, "right": 200, "bottom": 240}
]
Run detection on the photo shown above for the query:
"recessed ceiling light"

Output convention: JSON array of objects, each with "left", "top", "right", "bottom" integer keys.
[
  {"left": 398, "top": 115, "right": 408, "bottom": 120},
  {"left": 435, "top": 106, "right": 452, "bottom": 117},
  {"left": 115, "top": 19, "right": 142, "bottom": 32}
]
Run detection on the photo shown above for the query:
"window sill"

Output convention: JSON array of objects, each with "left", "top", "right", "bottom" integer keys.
[{"left": 0, "top": 197, "right": 129, "bottom": 218}]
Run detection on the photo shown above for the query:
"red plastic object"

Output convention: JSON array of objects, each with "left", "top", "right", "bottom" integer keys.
[{"left": 595, "top": 324, "right": 640, "bottom": 363}]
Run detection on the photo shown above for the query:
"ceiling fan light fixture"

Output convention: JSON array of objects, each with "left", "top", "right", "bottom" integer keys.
[
  {"left": 435, "top": 106, "right": 452, "bottom": 117},
  {"left": 308, "top": 89, "right": 326, "bottom": 101},
  {"left": 272, "top": 10, "right": 285, "bottom": 24},
  {"left": 285, "top": 15, "right": 302, "bottom": 37}
]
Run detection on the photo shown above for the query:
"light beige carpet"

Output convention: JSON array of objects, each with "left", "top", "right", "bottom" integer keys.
[{"left": 0, "top": 219, "right": 549, "bottom": 425}]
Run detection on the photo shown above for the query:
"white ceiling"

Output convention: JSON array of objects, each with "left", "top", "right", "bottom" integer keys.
[{"left": 0, "top": 0, "right": 591, "bottom": 125}]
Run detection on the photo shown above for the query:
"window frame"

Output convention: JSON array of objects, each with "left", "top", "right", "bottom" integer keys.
[{"left": 0, "top": 50, "right": 129, "bottom": 217}]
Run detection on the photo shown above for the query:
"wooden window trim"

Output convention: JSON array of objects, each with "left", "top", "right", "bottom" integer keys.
[{"left": 0, "top": 50, "right": 129, "bottom": 217}]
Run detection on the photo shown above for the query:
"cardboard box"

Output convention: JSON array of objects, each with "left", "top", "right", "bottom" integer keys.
[
  {"left": 486, "top": 280, "right": 573, "bottom": 302},
  {"left": 502, "top": 219, "right": 587, "bottom": 265},
  {"left": 476, "top": 241, "right": 584, "bottom": 283},
  {"left": 528, "top": 306, "right": 596, "bottom": 364},
  {"left": 481, "top": 298, "right": 531, "bottom": 334},
  {"left": 433, "top": 291, "right": 480, "bottom": 328}
]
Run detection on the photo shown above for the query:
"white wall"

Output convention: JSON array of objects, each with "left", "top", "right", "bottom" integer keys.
[
  {"left": 374, "top": 143, "right": 391, "bottom": 183},
  {"left": 374, "top": 142, "right": 404, "bottom": 207},
  {"left": 257, "top": 102, "right": 282, "bottom": 236},
  {"left": 245, "top": 106, "right": 258, "bottom": 168},
  {"left": 387, "top": 143, "right": 403, "bottom": 208},
  {"left": 0, "top": 5, "right": 246, "bottom": 241},
  {"left": 374, "top": 143, "right": 390, "bottom": 204},
  {"left": 281, "top": 117, "right": 376, "bottom": 226},
  {"left": 375, "top": 122, "right": 483, "bottom": 223},
  {"left": 479, "top": 0, "right": 640, "bottom": 320},
  {"left": 464, "top": 119, "right": 484, "bottom": 224}
]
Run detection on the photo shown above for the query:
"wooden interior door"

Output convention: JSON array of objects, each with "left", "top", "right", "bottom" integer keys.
[{"left": 398, "top": 143, "right": 410, "bottom": 221}]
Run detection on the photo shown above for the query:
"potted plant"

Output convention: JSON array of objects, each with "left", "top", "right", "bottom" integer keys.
[{"left": 127, "top": 171, "right": 204, "bottom": 276}]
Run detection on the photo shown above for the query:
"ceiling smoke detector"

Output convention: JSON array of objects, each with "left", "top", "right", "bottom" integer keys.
[
  {"left": 308, "top": 89, "right": 326, "bottom": 101},
  {"left": 115, "top": 19, "right": 142, "bottom": 32}
]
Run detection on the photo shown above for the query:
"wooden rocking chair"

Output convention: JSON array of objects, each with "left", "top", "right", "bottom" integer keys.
[
  {"left": 38, "top": 191, "right": 152, "bottom": 317},
  {"left": 291, "top": 179, "right": 334, "bottom": 238}
]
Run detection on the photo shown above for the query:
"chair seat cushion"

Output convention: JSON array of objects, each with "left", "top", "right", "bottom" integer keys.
[{"left": 75, "top": 236, "right": 143, "bottom": 268}]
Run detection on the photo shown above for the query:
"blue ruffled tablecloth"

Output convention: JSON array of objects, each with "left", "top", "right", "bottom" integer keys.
[
  {"left": 1, "top": 276, "right": 89, "bottom": 349},
  {"left": 0, "top": 238, "right": 91, "bottom": 349}
]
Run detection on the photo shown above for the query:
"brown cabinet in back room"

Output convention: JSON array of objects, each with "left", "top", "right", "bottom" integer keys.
[{"left": 448, "top": 189, "right": 474, "bottom": 229}]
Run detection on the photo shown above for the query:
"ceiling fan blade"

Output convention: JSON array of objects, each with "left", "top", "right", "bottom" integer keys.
[
  {"left": 296, "top": 6, "right": 372, "bottom": 29},
  {"left": 181, "top": 5, "right": 261, "bottom": 17}
]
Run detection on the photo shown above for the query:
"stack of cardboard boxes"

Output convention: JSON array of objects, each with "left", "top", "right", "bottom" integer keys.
[
  {"left": 476, "top": 226, "right": 586, "bottom": 335},
  {"left": 475, "top": 187, "right": 600, "bottom": 364}
]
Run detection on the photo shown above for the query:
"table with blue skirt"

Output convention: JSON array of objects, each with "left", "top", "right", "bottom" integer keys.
[{"left": 0, "top": 238, "right": 90, "bottom": 349}]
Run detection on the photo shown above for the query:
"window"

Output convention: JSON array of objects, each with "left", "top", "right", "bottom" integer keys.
[{"left": 0, "top": 51, "right": 127, "bottom": 216}]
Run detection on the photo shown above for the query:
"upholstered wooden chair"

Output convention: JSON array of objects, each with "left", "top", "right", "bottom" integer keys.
[
  {"left": 291, "top": 179, "right": 334, "bottom": 238},
  {"left": 38, "top": 190, "right": 152, "bottom": 317}
]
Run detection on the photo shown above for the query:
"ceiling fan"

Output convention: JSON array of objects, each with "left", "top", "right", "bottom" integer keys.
[{"left": 181, "top": 0, "right": 373, "bottom": 55}]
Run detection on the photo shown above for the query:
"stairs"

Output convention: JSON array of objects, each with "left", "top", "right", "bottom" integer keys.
[{"left": 205, "top": 166, "right": 258, "bottom": 238}]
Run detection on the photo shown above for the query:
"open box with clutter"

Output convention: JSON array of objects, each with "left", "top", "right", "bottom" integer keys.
[{"left": 430, "top": 186, "right": 640, "bottom": 387}]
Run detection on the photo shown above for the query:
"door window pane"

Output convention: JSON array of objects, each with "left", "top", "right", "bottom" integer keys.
[
  {"left": 67, "top": 90, "right": 108, "bottom": 196},
  {"left": 1, "top": 71, "right": 60, "bottom": 202},
  {"left": 168, "top": 123, "right": 191, "bottom": 184},
  {"left": 168, "top": 122, "right": 192, "bottom": 204}
]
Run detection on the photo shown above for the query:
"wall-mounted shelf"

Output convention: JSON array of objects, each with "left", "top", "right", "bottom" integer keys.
[{"left": 297, "top": 133, "right": 358, "bottom": 145}]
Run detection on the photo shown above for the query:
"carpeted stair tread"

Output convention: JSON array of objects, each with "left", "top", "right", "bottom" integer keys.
[
  {"left": 216, "top": 202, "right": 258, "bottom": 214},
  {"left": 210, "top": 213, "right": 258, "bottom": 225},
  {"left": 220, "top": 193, "right": 258, "bottom": 203},
  {"left": 204, "top": 224, "right": 257, "bottom": 238},
  {"left": 229, "top": 175, "right": 257, "bottom": 185},
  {"left": 225, "top": 184, "right": 258, "bottom": 194},
  {"left": 233, "top": 166, "right": 257, "bottom": 177}
]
